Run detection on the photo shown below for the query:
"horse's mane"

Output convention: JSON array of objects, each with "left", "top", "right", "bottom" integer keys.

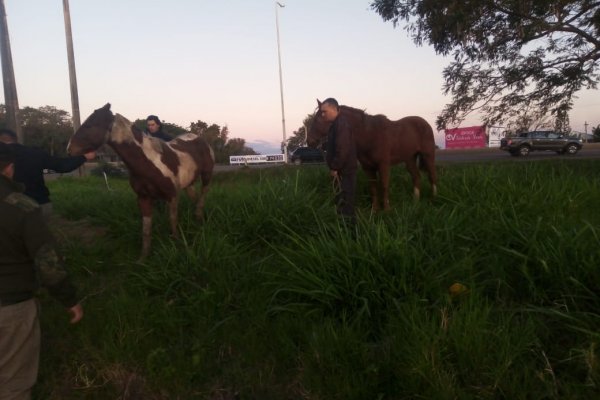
[{"left": 341, "top": 105, "right": 391, "bottom": 129}]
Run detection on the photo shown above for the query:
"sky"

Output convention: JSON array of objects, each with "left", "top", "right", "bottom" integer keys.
[{"left": 1, "top": 0, "right": 599, "bottom": 152}]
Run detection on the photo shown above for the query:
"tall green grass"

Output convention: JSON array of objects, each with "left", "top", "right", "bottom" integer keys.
[{"left": 35, "top": 159, "right": 600, "bottom": 399}]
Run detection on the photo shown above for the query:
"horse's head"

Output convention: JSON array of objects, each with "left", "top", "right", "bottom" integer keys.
[
  {"left": 306, "top": 99, "right": 333, "bottom": 148},
  {"left": 67, "top": 103, "right": 115, "bottom": 155}
]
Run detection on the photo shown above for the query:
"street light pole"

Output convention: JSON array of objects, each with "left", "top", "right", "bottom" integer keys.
[{"left": 275, "top": 1, "right": 287, "bottom": 160}]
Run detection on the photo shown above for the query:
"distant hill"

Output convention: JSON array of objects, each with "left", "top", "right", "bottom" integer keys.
[{"left": 246, "top": 140, "right": 281, "bottom": 155}]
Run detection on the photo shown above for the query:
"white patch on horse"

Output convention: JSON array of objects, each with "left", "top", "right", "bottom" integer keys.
[
  {"left": 139, "top": 137, "right": 179, "bottom": 184},
  {"left": 111, "top": 114, "right": 136, "bottom": 144},
  {"left": 171, "top": 150, "right": 198, "bottom": 188},
  {"left": 176, "top": 133, "right": 198, "bottom": 141}
]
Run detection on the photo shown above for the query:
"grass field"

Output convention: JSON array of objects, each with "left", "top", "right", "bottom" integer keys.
[{"left": 34, "top": 159, "right": 600, "bottom": 399}]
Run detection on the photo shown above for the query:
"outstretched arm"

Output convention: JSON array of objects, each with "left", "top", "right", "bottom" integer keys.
[{"left": 42, "top": 151, "right": 94, "bottom": 173}]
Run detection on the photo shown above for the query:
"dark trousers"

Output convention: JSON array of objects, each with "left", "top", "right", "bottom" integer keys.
[{"left": 334, "top": 171, "right": 356, "bottom": 223}]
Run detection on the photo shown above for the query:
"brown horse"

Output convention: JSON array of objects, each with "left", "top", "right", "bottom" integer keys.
[
  {"left": 67, "top": 104, "right": 214, "bottom": 260},
  {"left": 308, "top": 100, "right": 437, "bottom": 210}
]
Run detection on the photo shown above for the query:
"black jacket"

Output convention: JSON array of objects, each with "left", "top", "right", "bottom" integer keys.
[
  {"left": 147, "top": 130, "right": 173, "bottom": 142},
  {"left": 9, "top": 143, "right": 86, "bottom": 204},
  {"left": 0, "top": 174, "right": 78, "bottom": 307},
  {"left": 326, "top": 114, "right": 357, "bottom": 173}
]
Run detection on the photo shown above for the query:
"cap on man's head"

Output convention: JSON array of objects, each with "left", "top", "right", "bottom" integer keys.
[
  {"left": 0, "top": 128, "right": 17, "bottom": 142},
  {"left": 0, "top": 142, "right": 15, "bottom": 169}
]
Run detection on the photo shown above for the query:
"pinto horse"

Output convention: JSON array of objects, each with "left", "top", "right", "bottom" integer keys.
[
  {"left": 308, "top": 100, "right": 437, "bottom": 210},
  {"left": 67, "top": 103, "right": 214, "bottom": 260}
]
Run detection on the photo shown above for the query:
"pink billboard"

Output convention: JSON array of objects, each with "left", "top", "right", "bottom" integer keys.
[{"left": 445, "top": 126, "right": 487, "bottom": 149}]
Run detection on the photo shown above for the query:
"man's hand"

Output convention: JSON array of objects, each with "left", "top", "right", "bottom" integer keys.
[
  {"left": 68, "top": 303, "right": 84, "bottom": 324},
  {"left": 330, "top": 170, "right": 339, "bottom": 178},
  {"left": 83, "top": 151, "right": 96, "bottom": 161}
]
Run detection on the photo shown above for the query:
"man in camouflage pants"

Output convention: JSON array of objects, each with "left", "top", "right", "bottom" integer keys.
[{"left": 0, "top": 143, "right": 84, "bottom": 400}]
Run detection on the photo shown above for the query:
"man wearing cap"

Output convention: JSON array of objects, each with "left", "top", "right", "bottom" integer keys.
[
  {"left": 0, "top": 142, "right": 84, "bottom": 399},
  {"left": 0, "top": 128, "right": 95, "bottom": 218},
  {"left": 320, "top": 97, "right": 358, "bottom": 224}
]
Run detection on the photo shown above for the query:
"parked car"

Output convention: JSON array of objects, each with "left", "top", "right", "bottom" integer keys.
[
  {"left": 290, "top": 147, "right": 325, "bottom": 164},
  {"left": 500, "top": 131, "right": 583, "bottom": 156}
]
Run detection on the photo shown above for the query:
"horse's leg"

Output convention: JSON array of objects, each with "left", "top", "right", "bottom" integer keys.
[
  {"left": 185, "top": 185, "right": 197, "bottom": 200},
  {"left": 195, "top": 172, "right": 211, "bottom": 221},
  {"left": 137, "top": 196, "right": 153, "bottom": 261},
  {"left": 422, "top": 152, "right": 438, "bottom": 197},
  {"left": 363, "top": 168, "right": 379, "bottom": 211},
  {"left": 405, "top": 157, "right": 421, "bottom": 200},
  {"left": 379, "top": 164, "right": 391, "bottom": 211},
  {"left": 168, "top": 194, "right": 180, "bottom": 239}
]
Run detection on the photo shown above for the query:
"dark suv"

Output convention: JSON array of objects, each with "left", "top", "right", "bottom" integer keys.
[
  {"left": 290, "top": 147, "right": 325, "bottom": 165},
  {"left": 500, "top": 131, "right": 582, "bottom": 156}
]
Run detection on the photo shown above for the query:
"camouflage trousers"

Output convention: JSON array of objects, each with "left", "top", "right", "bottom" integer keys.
[
  {"left": 0, "top": 299, "right": 39, "bottom": 400},
  {"left": 40, "top": 203, "right": 53, "bottom": 221}
]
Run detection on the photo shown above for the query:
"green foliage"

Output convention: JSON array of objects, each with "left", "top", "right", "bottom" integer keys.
[
  {"left": 0, "top": 104, "right": 74, "bottom": 155},
  {"left": 190, "top": 120, "right": 256, "bottom": 162},
  {"left": 225, "top": 137, "right": 257, "bottom": 157},
  {"left": 593, "top": 125, "right": 600, "bottom": 142},
  {"left": 1, "top": 104, "right": 258, "bottom": 162},
  {"left": 370, "top": 1, "right": 600, "bottom": 130},
  {"left": 37, "top": 160, "right": 600, "bottom": 398}
]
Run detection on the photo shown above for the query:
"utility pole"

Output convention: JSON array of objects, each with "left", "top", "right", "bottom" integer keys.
[
  {"left": 275, "top": 1, "right": 287, "bottom": 160},
  {"left": 62, "top": 0, "right": 81, "bottom": 131},
  {"left": 0, "top": 0, "right": 22, "bottom": 142}
]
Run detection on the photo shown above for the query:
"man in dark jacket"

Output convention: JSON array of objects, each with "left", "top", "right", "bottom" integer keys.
[
  {"left": 321, "top": 98, "right": 358, "bottom": 222},
  {"left": 0, "top": 129, "right": 95, "bottom": 217},
  {"left": 146, "top": 115, "right": 173, "bottom": 142},
  {"left": 0, "top": 142, "right": 84, "bottom": 399}
]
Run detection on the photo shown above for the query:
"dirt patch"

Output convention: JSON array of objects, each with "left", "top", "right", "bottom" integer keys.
[{"left": 49, "top": 215, "right": 109, "bottom": 247}]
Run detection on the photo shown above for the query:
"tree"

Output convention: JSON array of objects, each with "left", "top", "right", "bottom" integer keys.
[
  {"left": 190, "top": 120, "right": 257, "bottom": 163},
  {"left": 287, "top": 114, "right": 315, "bottom": 152},
  {"left": 225, "top": 138, "right": 257, "bottom": 156},
  {"left": 0, "top": 104, "right": 75, "bottom": 156},
  {"left": 190, "top": 120, "right": 227, "bottom": 161},
  {"left": 19, "top": 105, "right": 74, "bottom": 156},
  {"left": 371, "top": 1, "right": 600, "bottom": 130},
  {"left": 593, "top": 124, "right": 600, "bottom": 142}
]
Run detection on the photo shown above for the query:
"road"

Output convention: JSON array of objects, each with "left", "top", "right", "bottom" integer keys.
[
  {"left": 215, "top": 143, "right": 600, "bottom": 172},
  {"left": 45, "top": 143, "right": 600, "bottom": 179},
  {"left": 435, "top": 142, "right": 600, "bottom": 164}
]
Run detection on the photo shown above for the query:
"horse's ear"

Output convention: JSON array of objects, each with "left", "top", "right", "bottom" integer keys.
[
  {"left": 103, "top": 103, "right": 111, "bottom": 110},
  {"left": 316, "top": 98, "right": 322, "bottom": 107}
]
